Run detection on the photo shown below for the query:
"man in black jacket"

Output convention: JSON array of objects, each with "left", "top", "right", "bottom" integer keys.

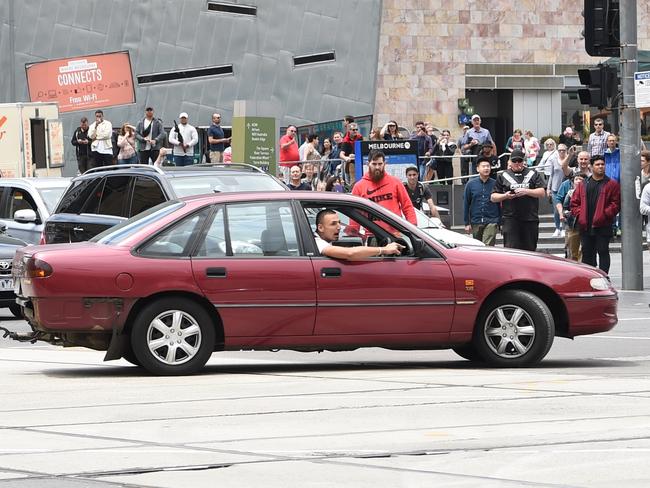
[
  {"left": 71, "top": 117, "right": 91, "bottom": 174},
  {"left": 135, "top": 107, "right": 166, "bottom": 164}
]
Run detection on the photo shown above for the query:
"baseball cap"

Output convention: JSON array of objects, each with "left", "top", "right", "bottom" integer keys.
[
  {"left": 471, "top": 114, "right": 481, "bottom": 121},
  {"left": 179, "top": 112, "right": 188, "bottom": 119},
  {"left": 510, "top": 149, "right": 526, "bottom": 162}
]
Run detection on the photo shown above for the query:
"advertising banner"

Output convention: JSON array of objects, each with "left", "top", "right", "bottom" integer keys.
[{"left": 25, "top": 51, "right": 135, "bottom": 113}]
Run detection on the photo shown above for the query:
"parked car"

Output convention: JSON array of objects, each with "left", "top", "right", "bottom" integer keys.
[
  {"left": 414, "top": 209, "right": 484, "bottom": 246},
  {"left": 11, "top": 192, "right": 617, "bottom": 375},
  {"left": 0, "top": 224, "right": 27, "bottom": 317},
  {"left": 43, "top": 164, "right": 287, "bottom": 243},
  {"left": 0, "top": 178, "right": 70, "bottom": 244}
]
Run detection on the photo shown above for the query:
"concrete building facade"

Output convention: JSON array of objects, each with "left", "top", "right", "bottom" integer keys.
[{"left": 1, "top": 0, "right": 649, "bottom": 170}]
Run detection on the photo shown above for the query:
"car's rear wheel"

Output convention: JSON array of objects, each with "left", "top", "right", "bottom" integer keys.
[
  {"left": 472, "top": 290, "right": 554, "bottom": 367},
  {"left": 131, "top": 298, "right": 216, "bottom": 375},
  {"left": 9, "top": 304, "right": 22, "bottom": 318}
]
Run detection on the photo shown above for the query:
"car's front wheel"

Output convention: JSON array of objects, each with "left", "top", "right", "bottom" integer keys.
[
  {"left": 472, "top": 290, "right": 554, "bottom": 367},
  {"left": 131, "top": 298, "right": 216, "bottom": 375}
]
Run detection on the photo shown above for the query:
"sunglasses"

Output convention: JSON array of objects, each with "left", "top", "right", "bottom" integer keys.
[{"left": 511, "top": 159, "right": 525, "bottom": 163}]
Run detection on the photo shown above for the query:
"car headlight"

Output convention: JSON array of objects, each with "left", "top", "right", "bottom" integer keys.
[{"left": 590, "top": 277, "right": 610, "bottom": 291}]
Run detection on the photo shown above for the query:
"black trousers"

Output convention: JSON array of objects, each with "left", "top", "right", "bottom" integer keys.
[
  {"left": 92, "top": 152, "right": 113, "bottom": 167},
  {"left": 76, "top": 155, "right": 91, "bottom": 174},
  {"left": 502, "top": 219, "right": 539, "bottom": 251},
  {"left": 139, "top": 150, "right": 160, "bottom": 165},
  {"left": 580, "top": 232, "right": 612, "bottom": 273},
  {"left": 435, "top": 160, "right": 453, "bottom": 184}
]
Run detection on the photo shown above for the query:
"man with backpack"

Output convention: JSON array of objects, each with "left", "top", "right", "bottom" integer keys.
[{"left": 403, "top": 166, "right": 440, "bottom": 218}]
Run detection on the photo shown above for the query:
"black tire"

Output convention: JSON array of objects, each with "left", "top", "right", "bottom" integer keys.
[
  {"left": 452, "top": 344, "right": 483, "bottom": 362},
  {"left": 472, "top": 290, "right": 554, "bottom": 367},
  {"left": 131, "top": 297, "right": 216, "bottom": 375},
  {"left": 122, "top": 344, "right": 142, "bottom": 367},
  {"left": 9, "top": 304, "right": 22, "bottom": 318}
]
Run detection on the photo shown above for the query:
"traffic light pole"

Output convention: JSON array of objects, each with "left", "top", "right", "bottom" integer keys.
[{"left": 619, "top": 0, "right": 643, "bottom": 290}]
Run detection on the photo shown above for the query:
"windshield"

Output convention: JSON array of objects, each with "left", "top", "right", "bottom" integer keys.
[
  {"left": 38, "top": 186, "right": 68, "bottom": 212},
  {"left": 169, "top": 174, "right": 286, "bottom": 197},
  {"left": 91, "top": 201, "right": 184, "bottom": 245}
]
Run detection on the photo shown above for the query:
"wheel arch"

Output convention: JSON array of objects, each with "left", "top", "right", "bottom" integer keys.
[
  {"left": 478, "top": 281, "right": 569, "bottom": 338},
  {"left": 123, "top": 291, "right": 225, "bottom": 351}
]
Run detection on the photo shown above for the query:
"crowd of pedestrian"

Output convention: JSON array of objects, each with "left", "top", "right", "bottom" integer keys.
[
  {"left": 71, "top": 107, "right": 231, "bottom": 173},
  {"left": 70, "top": 107, "right": 648, "bottom": 275}
]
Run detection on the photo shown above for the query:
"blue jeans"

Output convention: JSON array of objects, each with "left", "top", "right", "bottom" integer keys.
[
  {"left": 118, "top": 155, "right": 138, "bottom": 165},
  {"left": 174, "top": 155, "right": 194, "bottom": 166},
  {"left": 552, "top": 191, "right": 561, "bottom": 230}
]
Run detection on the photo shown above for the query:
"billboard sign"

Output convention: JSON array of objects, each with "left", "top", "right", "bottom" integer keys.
[
  {"left": 232, "top": 116, "right": 276, "bottom": 175},
  {"left": 354, "top": 139, "right": 420, "bottom": 181},
  {"left": 25, "top": 51, "right": 135, "bottom": 113}
]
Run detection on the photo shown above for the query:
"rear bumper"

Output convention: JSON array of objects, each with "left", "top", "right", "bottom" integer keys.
[{"left": 18, "top": 296, "right": 130, "bottom": 333}]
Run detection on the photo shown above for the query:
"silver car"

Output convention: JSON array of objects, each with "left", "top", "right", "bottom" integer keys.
[{"left": 0, "top": 178, "right": 70, "bottom": 244}]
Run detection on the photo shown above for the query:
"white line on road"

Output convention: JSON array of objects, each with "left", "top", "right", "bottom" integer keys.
[
  {"left": 580, "top": 335, "right": 650, "bottom": 340},
  {"left": 617, "top": 317, "right": 650, "bottom": 321}
]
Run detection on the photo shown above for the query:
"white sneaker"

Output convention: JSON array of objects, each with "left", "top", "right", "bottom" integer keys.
[
  {"left": 560, "top": 230, "right": 565, "bottom": 238},
  {"left": 552, "top": 229, "right": 561, "bottom": 237}
]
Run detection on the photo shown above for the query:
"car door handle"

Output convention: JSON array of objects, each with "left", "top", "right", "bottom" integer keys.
[
  {"left": 206, "top": 267, "right": 227, "bottom": 278},
  {"left": 321, "top": 267, "right": 341, "bottom": 278},
  {"left": 72, "top": 227, "right": 84, "bottom": 233}
]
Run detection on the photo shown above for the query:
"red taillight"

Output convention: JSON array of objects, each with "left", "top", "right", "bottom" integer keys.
[{"left": 25, "top": 258, "right": 53, "bottom": 278}]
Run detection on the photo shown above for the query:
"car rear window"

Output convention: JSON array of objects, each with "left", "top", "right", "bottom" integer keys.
[
  {"left": 168, "top": 174, "right": 286, "bottom": 197},
  {"left": 91, "top": 200, "right": 184, "bottom": 245}
]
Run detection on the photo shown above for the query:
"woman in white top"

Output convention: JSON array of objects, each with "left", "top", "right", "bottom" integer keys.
[{"left": 542, "top": 139, "right": 563, "bottom": 237}]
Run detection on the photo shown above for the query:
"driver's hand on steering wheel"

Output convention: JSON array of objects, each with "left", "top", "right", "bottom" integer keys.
[{"left": 383, "top": 242, "right": 405, "bottom": 256}]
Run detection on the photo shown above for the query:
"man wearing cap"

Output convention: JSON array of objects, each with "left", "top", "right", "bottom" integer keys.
[
  {"left": 135, "top": 107, "right": 166, "bottom": 165},
  {"left": 491, "top": 149, "right": 546, "bottom": 251},
  {"left": 169, "top": 112, "right": 199, "bottom": 166},
  {"left": 460, "top": 115, "right": 495, "bottom": 174}
]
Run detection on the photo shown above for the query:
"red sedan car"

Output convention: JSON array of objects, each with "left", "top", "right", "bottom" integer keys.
[{"left": 10, "top": 192, "right": 617, "bottom": 375}]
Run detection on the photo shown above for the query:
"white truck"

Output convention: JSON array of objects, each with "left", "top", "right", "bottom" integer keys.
[{"left": 0, "top": 102, "right": 64, "bottom": 178}]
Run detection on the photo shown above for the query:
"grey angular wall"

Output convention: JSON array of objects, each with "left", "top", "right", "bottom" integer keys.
[{"left": 0, "top": 0, "right": 382, "bottom": 171}]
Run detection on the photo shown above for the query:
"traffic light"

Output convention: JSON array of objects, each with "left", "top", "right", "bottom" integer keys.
[
  {"left": 578, "top": 64, "right": 618, "bottom": 108},
  {"left": 583, "top": 0, "right": 620, "bottom": 56}
]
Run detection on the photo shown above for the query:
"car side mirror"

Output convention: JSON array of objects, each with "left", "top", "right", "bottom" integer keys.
[{"left": 14, "top": 209, "right": 38, "bottom": 224}]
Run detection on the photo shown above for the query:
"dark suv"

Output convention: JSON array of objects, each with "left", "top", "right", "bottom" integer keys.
[{"left": 43, "top": 164, "right": 287, "bottom": 243}]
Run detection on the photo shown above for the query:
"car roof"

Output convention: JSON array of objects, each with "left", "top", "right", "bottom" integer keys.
[
  {"left": 180, "top": 190, "right": 366, "bottom": 206},
  {"left": 73, "top": 163, "right": 268, "bottom": 181},
  {"left": 0, "top": 177, "right": 71, "bottom": 188}
]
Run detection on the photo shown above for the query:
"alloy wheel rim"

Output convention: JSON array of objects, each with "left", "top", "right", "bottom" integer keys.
[
  {"left": 146, "top": 310, "right": 202, "bottom": 365},
  {"left": 484, "top": 304, "right": 535, "bottom": 358}
]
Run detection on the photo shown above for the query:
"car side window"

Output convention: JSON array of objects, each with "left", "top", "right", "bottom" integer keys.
[
  {"left": 195, "top": 201, "right": 299, "bottom": 257},
  {"left": 97, "top": 176, "right": 132, "bottom": 217},
  {"left": 130, "top": 177, "right": 166, "bottom": 217},
  {"left": 8, "top": 188, "right": 39, "bottom": 220},
  {"left": 195, "top": 206, "right": 226, "bottom": 257},
  {"left": 138, "top": 207, "right": 211, "bottom": 257},
  {"left": 305, "top": 203, "right": 424, "bottom": 258},
  {"left": 0, "top": 187, "right": 7, "bottom": 218},
  {"left": 228, "top": 202, "right": 299, "bottom": 257}
]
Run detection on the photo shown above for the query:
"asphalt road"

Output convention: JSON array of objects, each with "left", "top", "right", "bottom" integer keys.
[{"left": 0, "top": 254, "right": 649, "bottom": 488}]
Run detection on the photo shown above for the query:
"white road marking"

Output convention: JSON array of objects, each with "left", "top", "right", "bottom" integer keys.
[{"left": 580, "top": 335, "right": 650, "bottom": 340}]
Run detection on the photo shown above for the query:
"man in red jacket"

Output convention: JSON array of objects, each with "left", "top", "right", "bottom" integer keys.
[
  {"left": 570, "top": 155, "right": 620, "bottom": 273},
  {"left": 352, "top": 150, "right": 417, "bottom": 233}
]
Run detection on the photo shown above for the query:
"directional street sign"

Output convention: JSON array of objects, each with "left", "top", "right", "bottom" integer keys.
[{"left": 634, "top": 70, "right": 650, "bottom": 108}]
